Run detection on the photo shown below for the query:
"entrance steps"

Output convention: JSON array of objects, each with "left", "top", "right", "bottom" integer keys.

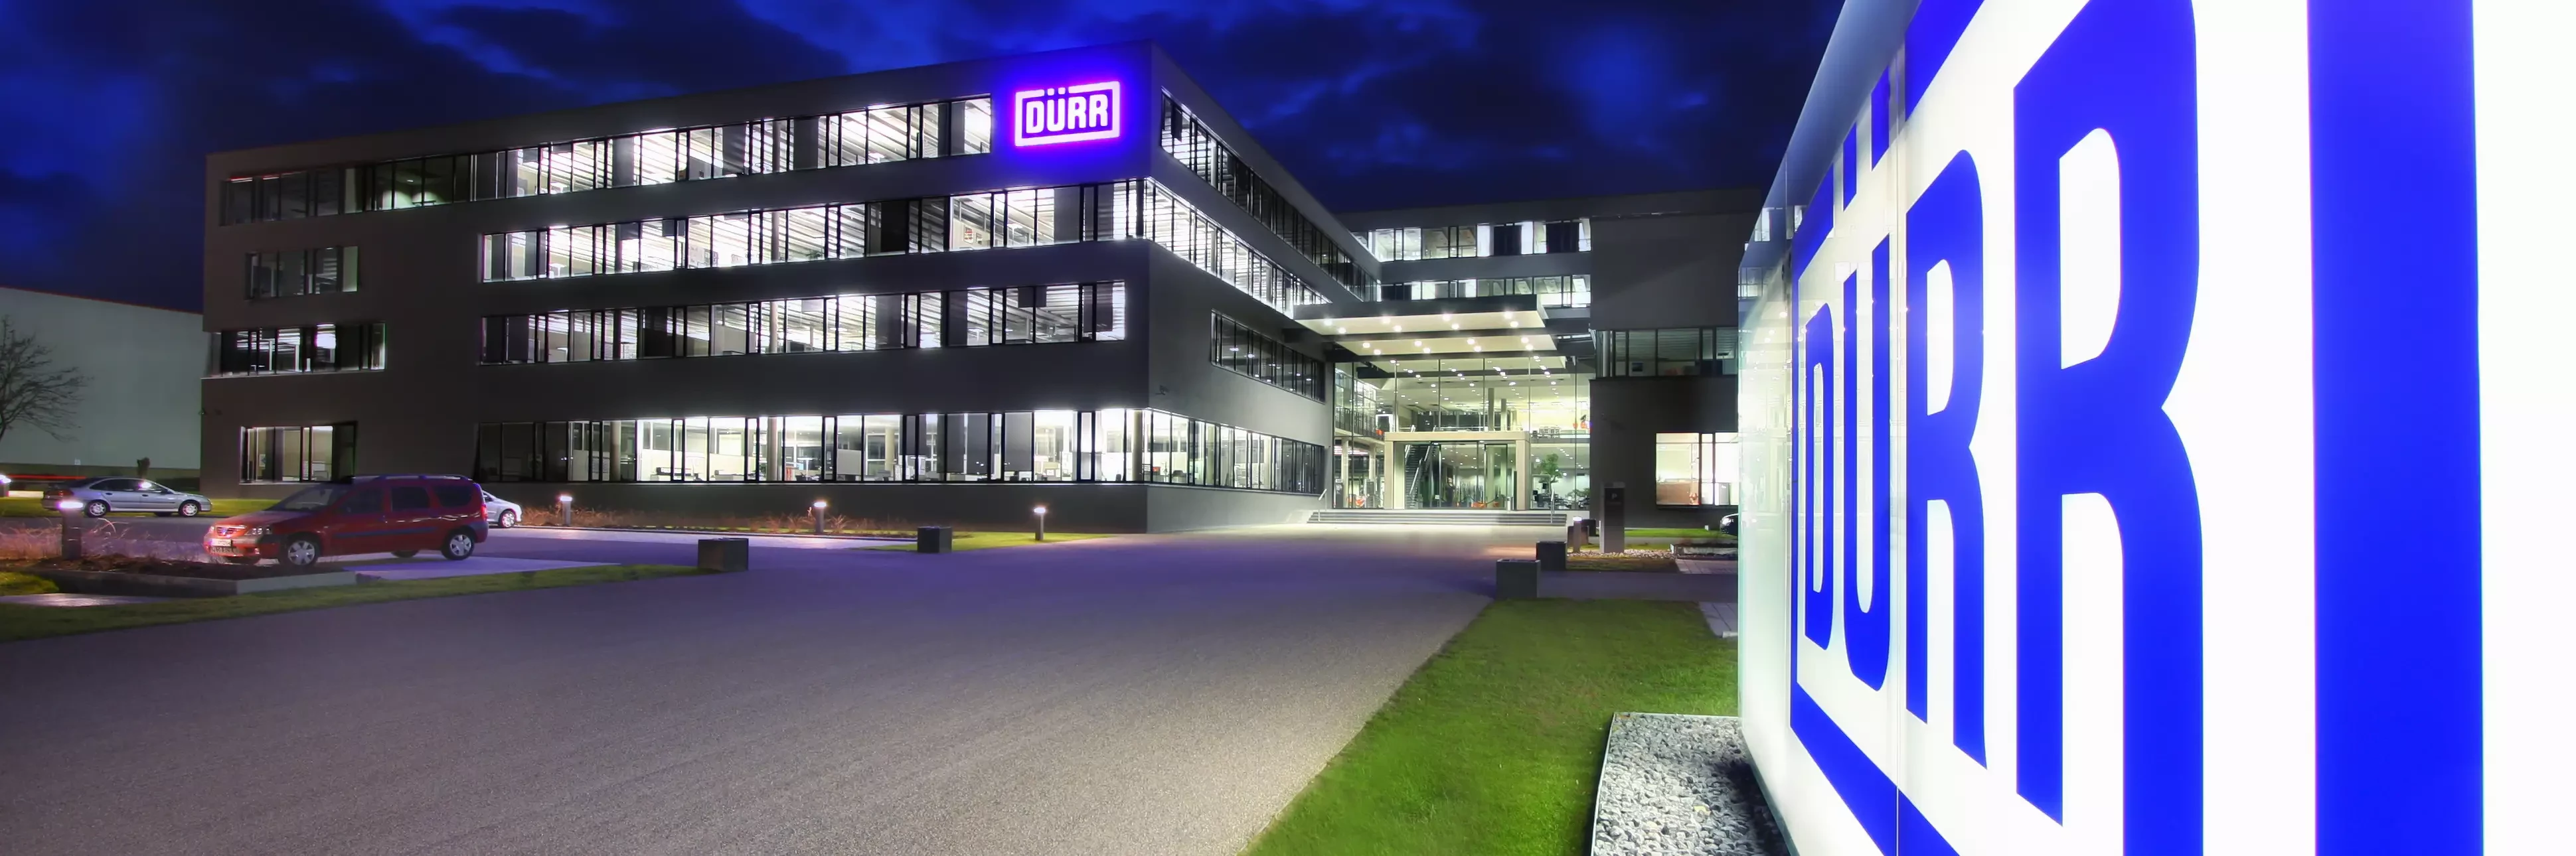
[{"left": 1306, "top": 510, "right": 1571, "bottom": 527}]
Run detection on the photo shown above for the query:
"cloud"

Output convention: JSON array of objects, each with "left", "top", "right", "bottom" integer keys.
[{"left": 0, "top": 0, "right": 1837, "bottom": 309}]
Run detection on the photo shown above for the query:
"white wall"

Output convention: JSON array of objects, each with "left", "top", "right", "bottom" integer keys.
[{"left": 0, "top": 287, "right": 201, "bottom": 472}]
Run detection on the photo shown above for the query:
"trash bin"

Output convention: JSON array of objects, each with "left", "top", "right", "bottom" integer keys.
[
  {"left": 1494, "top": 559, "right": 1540, "bottom": 600},
  {"left": 1536, "top": 540, "right": 1568, "bottom": 572},
  {"left": 696, "top": 537, "right": 750, "bottom": 573},
  {"left": 916, "top": 526, "right": 955, "bottom": 553}
]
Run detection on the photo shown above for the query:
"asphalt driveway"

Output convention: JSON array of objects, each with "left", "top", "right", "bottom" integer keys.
[{"left": 0, "top": 524, "right": 1540, "bottom": 855}]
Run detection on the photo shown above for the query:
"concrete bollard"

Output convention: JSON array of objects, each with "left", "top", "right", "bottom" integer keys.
[
  {"left": 1494, "top": 559, "right": 1540, "bottom": 600},
  {"left": 57, "top": 500, "right": 84, "bottom": 559},
  {"left": 1536, "top": 540, "right": 1568, "bottom": 572},
  {"left": 696, "top": 537, "right": 750, "bottom": 573},
  {"left": 1566, "top": 520, "right": 1588, "bottom": 551},
  {"left": 916, "top": 526, "right": 954, "bottom": 553}
]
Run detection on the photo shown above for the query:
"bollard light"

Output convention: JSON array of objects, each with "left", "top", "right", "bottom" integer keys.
[
  {"left": 56, "top": 498, "right": 83, "bottom": 559},
  {"left": 811, "top": 500, "right": 829, "bottom": 534},
  {"left": 1033, "top": 505, "right": 1047, "bottom": 541},
  {"left": 556, "top": 494, "right": 574, "bottom": 527}
]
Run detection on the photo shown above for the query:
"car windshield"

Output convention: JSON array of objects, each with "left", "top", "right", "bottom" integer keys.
[{"left": 270, "top": 484, "right": 349, "bottom": 512}]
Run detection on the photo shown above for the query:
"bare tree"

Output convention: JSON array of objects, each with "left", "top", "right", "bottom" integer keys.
[{"left": 0, "top": 317, "right": 88, "bottom": 446}]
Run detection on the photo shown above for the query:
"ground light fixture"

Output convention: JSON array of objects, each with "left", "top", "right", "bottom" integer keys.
[
  {"left": 557, "top": 493, "right": 574, "bottom": 526},
  {"left": 56, "top": 498, "right": 83, "bottom": 559},
  {"left": 811, "top": 499, "right": 829, "bottom": 534},
  {"left": 1033, "top": 505, "right": 1047, "bottom": 541}
]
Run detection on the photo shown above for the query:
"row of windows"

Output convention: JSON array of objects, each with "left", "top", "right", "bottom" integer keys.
[
  {"left": 1209, "top": 313, "right": 1324, "bottom": 401},
  {"left": 220, "top": 98, "right": 992, "bottom": 224},
  {"left": 1356, "top": 220, "right": 1591, "bottom": 262},
  {"left": 472, "top": 409, "right": 1326, "bottom": 493},
  {"left": 213, "top": 323, "right": 388, "bottom": 376},
  {"left": 479, "top": 184, "right": 1095, "bottom": 281},
  {"left": 479, "top": 283, "right": 1127, "bottom": 364},
  {"left": 1159, "top": 98, "right": 1372, "bottom": 298},
  {"left": 1383, "top": 275, "right": 1591, "bottom": 307},
  {"left": 483, "top": 179, "right": 1328, "bottom": 315},
  {"left": 242, "top": 424, "right": 356, "bottom": 483},
  {"left": 245, "top": 247, "right": 359, "bottom": 299},
  {"left": 1601, "top": 327, "right": 1737, "bottom": 378}
]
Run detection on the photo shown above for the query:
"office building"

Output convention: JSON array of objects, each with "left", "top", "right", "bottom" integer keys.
[{"left": 201, "top": 41, "right": 1751, "bottom": 532}]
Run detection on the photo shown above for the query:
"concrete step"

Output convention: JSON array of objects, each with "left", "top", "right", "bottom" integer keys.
[{"left": 1305, "top": 510, "right": 1572, "bottom": 526}]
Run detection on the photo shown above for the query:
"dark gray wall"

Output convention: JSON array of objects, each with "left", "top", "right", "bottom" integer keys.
[
  {"left": 1588, "top": 210, "right": 1758, "bottom": 330},
  {"left": 1588, "top": 374, "right": 1738, "bottom": 530}
]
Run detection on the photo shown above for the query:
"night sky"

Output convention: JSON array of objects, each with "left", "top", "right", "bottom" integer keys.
[{"left": 0, "top": 0, "right": 1840, "bottom": 311}]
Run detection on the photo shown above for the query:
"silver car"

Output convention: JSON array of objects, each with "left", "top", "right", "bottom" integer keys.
[
  {"left": 44, "top": 477, "right": 214, "bottom": 518},
  {"left": 482, "top": 491, "right": 524, "bottom": 528}
]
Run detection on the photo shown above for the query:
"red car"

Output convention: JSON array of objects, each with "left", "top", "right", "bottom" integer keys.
[{"left": 205, "top": 475, "right": 491, "bottom": 568}]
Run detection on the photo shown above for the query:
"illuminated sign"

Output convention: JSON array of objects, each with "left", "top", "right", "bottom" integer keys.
[
  {"left": 1011, "top": 81, "right": 1121, "bottom": 147},
  {"left": 1738, "top": 0, "right": 2552, "bottom": 854}
]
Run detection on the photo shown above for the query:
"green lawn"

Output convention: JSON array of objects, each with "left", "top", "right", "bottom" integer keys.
[
  {"left": 0, "top": 571, "right": 58, "bottom": 595},
  {"left": 0, "top": 496, "right": 275, "bottom": 518},
  {"left": 861, "top": 531, "right": 1116, "bottom": 552},
  {"left": 1244, "top": 600, "right": 1737, "bottom": 856},
  {"left": 1624, "top": 527, "right": 1735, "bottom": 541},
  {"left": 0, "top": 564, "right": 707, "bottom": 642},
  {"left": 1564, "top": 552, "right": 1679, "bottom": 573}
]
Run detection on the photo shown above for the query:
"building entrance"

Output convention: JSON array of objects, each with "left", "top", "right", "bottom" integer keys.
[{"left": 1403, "top": 441, "right": 1518, "bottom": 509}]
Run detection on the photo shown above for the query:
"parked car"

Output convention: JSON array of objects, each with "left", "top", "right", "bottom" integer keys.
[
  {"left": 482, "top": 491, "right": 523, "bottom": 528},
  {"left": 1719, "top": 512, "right": 1738, "bottom": 535},
  {"left": 203, "top": 474, "right": 489, "bottom": 568},
  {"left": 43, "top": 476, "right": 214, "bottom": 518}
]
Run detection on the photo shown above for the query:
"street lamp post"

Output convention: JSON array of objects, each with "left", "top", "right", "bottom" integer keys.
[{"left": 1033, "top": 505, "right": 1046, "bottom": 541}]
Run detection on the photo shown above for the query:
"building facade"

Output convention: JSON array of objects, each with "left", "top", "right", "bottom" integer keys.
[
  {"left": 0, "top": 286, "right": 202, "bottom": 484},
  {"left": 200, "top": 43, "right": 1378, "bottom": 532},
  {"left": 1330, "top": 190, "right": 1758, "bottom": 528}
]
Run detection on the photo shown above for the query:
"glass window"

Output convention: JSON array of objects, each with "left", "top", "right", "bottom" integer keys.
[{"left": 1654, "top": 433, "right": 1739, "bottom": 508}]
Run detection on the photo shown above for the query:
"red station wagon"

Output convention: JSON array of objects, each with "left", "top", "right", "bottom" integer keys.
[{"left": 205, "top": 475, "right": 491, "bottom": 568}]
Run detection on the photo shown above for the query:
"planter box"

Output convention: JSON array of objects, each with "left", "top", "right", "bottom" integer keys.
[{"left": 25, "top": 568, "right": 359, "bottom": 599}]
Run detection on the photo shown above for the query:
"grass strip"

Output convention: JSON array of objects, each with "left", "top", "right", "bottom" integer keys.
[
  {"left": 860, "top": 531, "right": 1115, "bottom": 552},
  {"left": 1244, "top": 600, "right": 1737, "bottom": 856},
  {"left": 0, "top": 564, "right": 707, "bottom": 643},
  {"left": 0, "top": 497, "right": 274, "bottom": 518},
  {"left": 1624, "top": 527, "right": 1737, "bottom": 541},
  {"left": 0, "top": 571, "right": 59, "bottom": 595}
]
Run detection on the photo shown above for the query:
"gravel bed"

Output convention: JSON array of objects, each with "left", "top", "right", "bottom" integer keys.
[{"left": 1591, "top": 713, "right": 1787, "bottom": 856}]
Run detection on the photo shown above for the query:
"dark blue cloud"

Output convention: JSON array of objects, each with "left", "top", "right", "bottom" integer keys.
[{"left": 0, "top": 0, "right": 1838, "bottom": 310}]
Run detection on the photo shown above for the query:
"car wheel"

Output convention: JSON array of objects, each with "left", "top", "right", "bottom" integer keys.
[
  {"left": 220, "top": 556, "right": 259, "bottom": 565},
  {"left": 498, "top": 509, "right": 519, "bottom": 528},
  {"left": 440, "top": 530, "right": 476, "bottom": 561},
  {"left": 178, "top": 500, "right": 201, "bottom": 518},
  {"left": 84, "top": 500, "right": 109, "bottom": 518},
  {"left": 390, "top": 549, "right": 419, "bottom": 558},
  {"left": 281, "top": 535, "right": 323, "bottom": 569}
]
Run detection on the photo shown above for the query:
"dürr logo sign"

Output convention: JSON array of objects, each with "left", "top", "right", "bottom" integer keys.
[
  {"left": 1738, "top": 0, "right": 2555, "bottom": 853},
  {"left": 1012, "top": 81, "right": 1121, "bottom": 147}
]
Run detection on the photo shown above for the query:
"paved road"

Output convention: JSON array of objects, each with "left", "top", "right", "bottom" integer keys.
[{"left": 0, "top": 524, "right": 1546, "bottom": 855}]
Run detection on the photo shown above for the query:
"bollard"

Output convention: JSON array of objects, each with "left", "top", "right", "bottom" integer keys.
[
  {"left": 1033, "top": 505, "right": 1047, "bottom": 541},
  {"left": 811, "top": 500, "right": 829, "bottom": 534},
  {"left": 1536, "top": 540, "right": 1568, "bottom": 572},
  {"left": 916, "top": 526, "right": 954, "bottom": 553},
  {"left": 1566, "top": 520, "right": 1587, "bottom": 551},
  {"left": 56, "top": 499, "right": 84, "bottom": 559},
  {"left": 696, "top": 537, "right": 750, "bottom": 573},
  {"left": 556, "top": 494, "right": 573, "bottom": 526},
  {"left": 1494, "top": 559, "right": 1540, "bottom": 600}
]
